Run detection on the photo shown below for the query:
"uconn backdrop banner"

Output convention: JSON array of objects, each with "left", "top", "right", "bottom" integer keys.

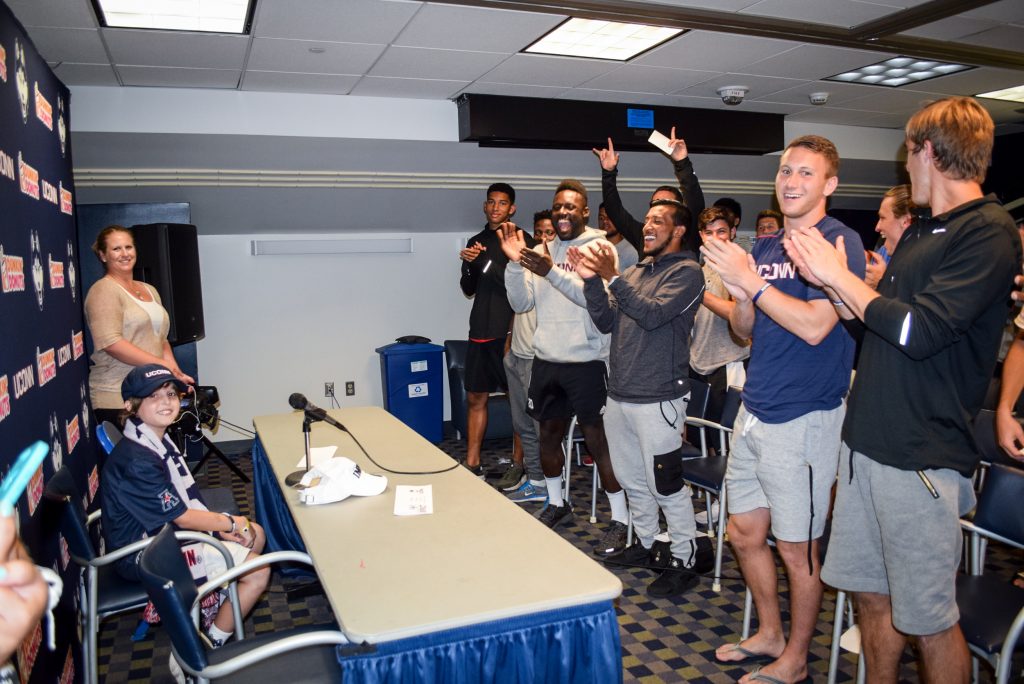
[{"left": 0, "top": 4, "right": 93, "bottom": 683}]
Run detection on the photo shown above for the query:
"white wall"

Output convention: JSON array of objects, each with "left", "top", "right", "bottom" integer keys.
[{"left": 196, "top": 232, "right": 472, "bottom": 433}]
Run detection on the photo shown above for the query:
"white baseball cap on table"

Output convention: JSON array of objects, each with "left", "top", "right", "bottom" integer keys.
[{"left": 297, "top": 457, "right": 388, "bottom": 505}]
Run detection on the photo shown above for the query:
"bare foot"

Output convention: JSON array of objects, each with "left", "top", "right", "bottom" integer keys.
[{"left": 715, "top": 633, "right": 785, "bottom": 663}]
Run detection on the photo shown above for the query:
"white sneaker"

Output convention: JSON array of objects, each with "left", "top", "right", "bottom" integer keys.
[
  {"left": 695, "top": 501, "right": 721, "bottom": 527},
  {"left": 168, "top": 653, "right": 186, "bottom": 684}
]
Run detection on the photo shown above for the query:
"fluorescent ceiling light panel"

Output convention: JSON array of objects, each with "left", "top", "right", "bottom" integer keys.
[
  {"left": 524, "top": 18, "right": 683, "bottom": 61},
  {"left": 95, "top": 0, "right": 254, "bottom": 33},
  {"left": 826, "top": 56, "right": 972, "bottom": 88},
  {"left": 976, "top": 84, "right": 1024, "bottom": 104}
]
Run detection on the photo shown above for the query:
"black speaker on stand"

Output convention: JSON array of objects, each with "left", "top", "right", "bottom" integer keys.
[{"left": 131, "top": 222, "right": 205, "bottom": 345}]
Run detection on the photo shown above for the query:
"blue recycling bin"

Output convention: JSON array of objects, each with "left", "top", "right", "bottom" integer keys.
[{"left": 375, "top": 343, "right": 445, "bottom": 443}]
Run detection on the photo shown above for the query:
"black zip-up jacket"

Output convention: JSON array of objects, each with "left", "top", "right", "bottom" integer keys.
[
  {"left": 844, "top": 195, "right": 1020, "bottom": 476},
  {"left": 460, "top": 225, "right": 535, "bottom": 339},
  {"left": 601, "top": 157, "right": 705, "bottom": 254}
]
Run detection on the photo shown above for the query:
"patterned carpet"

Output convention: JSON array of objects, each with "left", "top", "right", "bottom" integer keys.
[{"left": 95, "top": 432, "right": 1009, "bottom": 683}]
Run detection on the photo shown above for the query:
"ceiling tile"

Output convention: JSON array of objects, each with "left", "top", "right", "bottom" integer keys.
[
  {"left": 104, "top": 29, "right": 249, "bottom": 69},
  {"left": 839, "top": 87, "right": 947, "bottom": 114},
  {"left": 961, "top": 0, "right": 1024, "bottom": 24},
  {"left": 578, "top": 64, "right": 718, "bottom": 94},
  {"left": 392, "top": 4, "right": 565, "bottom": 53},
  {"left": 477, "top": 53, "right": 618, "bottom": 88},
  {"left": 785, "top": 106, "right": 897, "bottom": 127},
  {"left": 557, "top": 89, "right": 674, "bottom": 105},
  {"left": 763, "top": 80, "right": 889, "bottom": 106},
  {"left": 633, "top": 30, "right": 798, "bottom": 72},
  {"left": 675, "top": 73, "right": 805, "bottom": 99},
  {"left": 459, "top": 82, "right": 570, "bottom": 99},
  {"left": 956, "top": 25, "right": 1024, "bottom": 53},
  {"left": 117, "top": 66, "right": 242, "bottom": 88},
  {"left": 247, "top": 38, "right": 384, "bottom": 74},
  {"left": 348, "top": 76, "right": 468, "bottom": 99},
  {"left": 23, "top": 27, "right": 107, "bottom": 64},
  {"left": 742, "top": 44, "right": 897, "bottom": 80},
  {"left": 253, "top": 0, "right": 420, "bottom": 43},
  {"left": 899, "top": 67, "right": 1024, "bottom": 97},
  {"left": 369, "top": 47, "right": 508, "bottom": 81},
  {"left": 741, "top": 0, "right": 903, "bottom": 27},
  {"left": 52, "top": 62, "right": 119, "bottom": 86},
  {"left": 898, "top": 16, "right": 999, "bottom": 41},
  {"left": 241, "top": 71, "right": 360, "bottom": 94},
  {"left": 5, "top": 0, "right": 98, "bottom": 28}
]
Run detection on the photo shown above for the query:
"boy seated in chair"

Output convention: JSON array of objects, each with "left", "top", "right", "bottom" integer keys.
[{"left": 101, "top": 364, "right": 269, "bottom": 649}]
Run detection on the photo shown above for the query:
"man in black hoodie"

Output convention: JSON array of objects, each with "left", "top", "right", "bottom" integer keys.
[{"left": 459, "top": 182, "right": 523, "bottom": 477}]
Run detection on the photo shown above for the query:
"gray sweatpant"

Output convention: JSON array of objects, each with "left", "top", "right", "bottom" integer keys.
[
  {"left": 504, "top": 352, "right": 542, "bottom": 482},
  {"left": 605, "top": 395, "right": 696, "bottom": 559}
]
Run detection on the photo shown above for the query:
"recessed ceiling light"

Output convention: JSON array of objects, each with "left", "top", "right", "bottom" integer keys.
[
  {"left": 524, "top": 17, "right": 683, "bottom": 61},
  {"left": 93, "top": 0, "right": 255, "bottom": 34},
  {"left": 825, "top": 56, "right": 972, "bottom": 88},
  {"left": 976, "top": 85, "right": 1024, "bottom": 104}
]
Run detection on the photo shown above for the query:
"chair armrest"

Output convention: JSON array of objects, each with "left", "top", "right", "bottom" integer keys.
[
  {"left": 959, "top": 520, "right": 1024, "bottom": 552},
  {"left": 682, "top": 417, "right": 732, "bottom": 433},
  {"left": 191, "top": 551, "right": 316, "bottom": 640},
  {"left": 189, "top": 630, "right": 351, "bottom": 680},
  {"left": 87, "top": 509, "right": 102, "bottom": 526}
]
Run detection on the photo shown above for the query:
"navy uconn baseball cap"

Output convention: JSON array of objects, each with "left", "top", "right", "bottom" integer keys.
[{"left": 121, "top": 364, "right": 187, "bottom": 400}]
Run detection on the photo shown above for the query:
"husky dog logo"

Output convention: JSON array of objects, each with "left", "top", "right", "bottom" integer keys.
[
  {"left": 67, "top": 241, "right": 76, "bottom": 301},
  {"left": 57, "top": 96, "right": 67, "bottom": 156},
  {"left": 80, "top": 382, "right": 90, "bottom": 441},
  {"left": 30, "top": 230, "right": 44, "bottom": 310},
  {"left": 49, "top": 412, "right": 64, "bottom": 471},
  {"left": 15, "top": 39, "right": 28, "bottom": 124}
]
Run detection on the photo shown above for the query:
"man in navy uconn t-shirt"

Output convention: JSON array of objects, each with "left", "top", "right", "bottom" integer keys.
[{"left": 702, "top": 136, "right": 864, "bottom": 684}]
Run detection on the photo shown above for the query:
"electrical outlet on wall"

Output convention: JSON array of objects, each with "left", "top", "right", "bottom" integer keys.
[
  {"left": 345, "top": 381, "right": 355, "bottom": 396},
  {"left": 324, "top": 381, "right": 334, "bottom": 397}
]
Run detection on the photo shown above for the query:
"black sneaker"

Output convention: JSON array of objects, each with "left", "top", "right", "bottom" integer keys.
[
  {"left": 462, "top": 462, "right": 484, "bottom": 479},
  {"left": 649, "top": 539, "right": 672, "bottom": 570},
  {"left": 595, "top": 520, "right": 629, "bottom": 556},
  {"left": 647, "top": 556, "right": 700, "bottom": 597},
  {"left": 603, "top": 536, "right": 650, "bottom": 567},
  {"left": 536, "top": 503, "right": 573, "bottom": 529},
  {"left": 691, "top": 535, "right": 715, "bottom": 574}
]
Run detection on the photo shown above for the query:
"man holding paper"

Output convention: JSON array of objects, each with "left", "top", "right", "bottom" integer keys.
[{"left": 593, "top": 127, "right": 705, "bottom": 254}]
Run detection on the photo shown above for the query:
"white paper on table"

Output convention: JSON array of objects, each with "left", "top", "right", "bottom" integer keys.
[
  {"left": 648, "top": 129, "right": 674, "bottom": 155},
  {"left": 294, "top": 445, "right": 338, "bottom": 469},
  {"left": 394, "top": 485, "right": 433, "bottom": 516}
]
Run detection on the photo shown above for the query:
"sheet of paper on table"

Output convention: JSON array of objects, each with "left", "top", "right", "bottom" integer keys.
[
  {"left": 294, "top": 445, "right": 338, "bottom": 469},
  {"left": 394, "top": 484, "right": 433, "bottom": 516}
]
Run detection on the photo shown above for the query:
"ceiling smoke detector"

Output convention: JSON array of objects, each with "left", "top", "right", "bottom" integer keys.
[
  {"left": 717, "top": 86, "right": 748, "bottom": 106},
  {"left": 809, "top": 92, "right": 830, "bottom": 106}
]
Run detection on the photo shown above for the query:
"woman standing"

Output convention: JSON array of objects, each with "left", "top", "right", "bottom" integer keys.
[{"left": 84, "top": 226, "right": 194, "bottom": 426}]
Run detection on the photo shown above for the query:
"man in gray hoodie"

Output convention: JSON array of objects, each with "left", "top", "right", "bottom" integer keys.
[
  {"left": 571, "top": 199, "right": 712, "bottom": 596},
  {"left": 499, "top": 180, "right": 628, "bottom": 554}
]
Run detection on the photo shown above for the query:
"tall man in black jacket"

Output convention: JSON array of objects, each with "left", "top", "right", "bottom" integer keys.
[
  {"left": 459, "top": 183, "right": 530, "bottom": 476},
  {"left": 787, "top": 97, "right": 1021, "bottom": 684}
]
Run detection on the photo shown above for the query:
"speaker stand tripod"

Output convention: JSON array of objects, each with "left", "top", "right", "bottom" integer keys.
[{"left": 191, "top": 435, "right": 251, "bottom": 483}]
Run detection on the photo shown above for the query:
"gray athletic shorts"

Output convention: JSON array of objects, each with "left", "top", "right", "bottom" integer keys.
[
  {"left": 821, "top": 446, "right": 975, "bottom": 635},
  {"left": 726, "top": 403, "right": 844, "bottom": 542}
]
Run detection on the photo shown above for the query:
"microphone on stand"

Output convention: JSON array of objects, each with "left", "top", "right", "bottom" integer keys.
[{"left": 288, "top": 393, "right": 348, "bottom": 432}]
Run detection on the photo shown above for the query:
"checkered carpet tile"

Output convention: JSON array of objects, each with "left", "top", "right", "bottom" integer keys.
[{"left": 95, "top": 432, "right": 1013, "bottom": 683}]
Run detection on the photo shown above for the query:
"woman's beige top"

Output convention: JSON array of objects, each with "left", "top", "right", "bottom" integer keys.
[{"left": 84, "top": 277, "right": 170, "bottom": 410}]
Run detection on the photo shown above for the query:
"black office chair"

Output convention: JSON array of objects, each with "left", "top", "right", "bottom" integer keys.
[
  {"left": 679, "top": 379, "right": 711, "bottom": 459},
  {"left": 44, "top": 467, "right": 240, "bottom": 684},
  {"left": 139, "top": 524, "right": 349, "bottom": 683},
  {"left": 97, "top": 420, "right": 240, "bottom": 515},
  {"left": 680, "top": 385, "right": 741, "bottom": 592},
  {"left": 958, "top": 463, "right": 1024, "bottom": 684},
  {"left": 443, "top": 339, "right": 513, "bottom": 440}
]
